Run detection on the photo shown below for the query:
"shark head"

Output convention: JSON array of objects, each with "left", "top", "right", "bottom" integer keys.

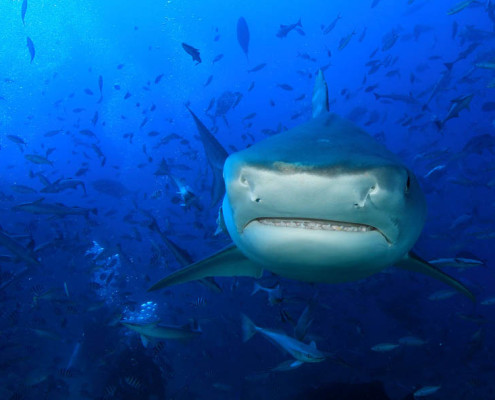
[{"left": 221, "top": 75, "right": 426, "bottom": 283}]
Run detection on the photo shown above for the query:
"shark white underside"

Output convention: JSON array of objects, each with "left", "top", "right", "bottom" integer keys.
[{"left": 149, "top": 70, "right": 474, "bottom": 301}]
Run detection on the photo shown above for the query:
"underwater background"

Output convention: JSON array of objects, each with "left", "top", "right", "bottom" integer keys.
[{"left": 1, "top": 0, "right": 495, "bottom": 399}]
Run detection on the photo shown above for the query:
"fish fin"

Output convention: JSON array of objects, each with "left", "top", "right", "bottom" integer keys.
[
  {"left": 33, "top": 197, "right": 45, "bottom": 204},
  {"left": 140, "top": 335, "right": 150, "bottom": 348},
  {"left": 309, "top": 340, "right": 317, "bottom": 349},
  {"left": 290, "top": 360, "right": 303, "bottom": 368},
  {"left": 251, "top": 282, "right": 262, "bottom": 296},
  {"left": 241, "top": 314, "right": 257, "bottom": 342},
  {"left": 312, "top": 70, "right": 329, "bottom": 118},
  {"left": 148, "top": 245, "right": 263, "bottom": 291},
  {"left": 186, "top": 106, "right": 228, "bottom": 206},
  {"left": 396, "top": 252, "right": 475, "bottom": 302}
]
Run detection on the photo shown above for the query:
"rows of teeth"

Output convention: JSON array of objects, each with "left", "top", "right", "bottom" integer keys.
[{"left": 256, "top": 218, "right": 374, "bottom": 232}]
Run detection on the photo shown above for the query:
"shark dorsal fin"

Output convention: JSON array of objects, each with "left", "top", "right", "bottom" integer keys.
[
  {"left": 309, "top": 340, "right": 317, "bottom": 349},
  {"left": 312, "top": 69, "right": 329, "bottom": 118}
]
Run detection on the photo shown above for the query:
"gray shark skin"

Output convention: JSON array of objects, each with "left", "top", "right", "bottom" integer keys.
[{"left": 150, "top": 70, "right": 474, "bottom": 301}]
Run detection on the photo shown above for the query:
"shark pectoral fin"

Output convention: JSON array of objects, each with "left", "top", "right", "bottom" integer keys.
[
  {"left": 148, "top": 245, "right": 263, "bottom": 291},
  {"left": 396, "top": 252, "right": 475, "bottom": 302}
]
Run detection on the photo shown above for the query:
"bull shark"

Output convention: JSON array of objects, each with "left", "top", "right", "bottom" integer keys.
[{"left": 149, "top": 70, "right": 474, "bottom": 301}]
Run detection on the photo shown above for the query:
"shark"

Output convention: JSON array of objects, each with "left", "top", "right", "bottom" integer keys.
[{"left": 149, "top": 70, "right": 474, "bottom": 301}]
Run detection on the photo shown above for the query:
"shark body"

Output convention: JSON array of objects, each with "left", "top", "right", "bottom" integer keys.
[{"left": 149, "top": 70, "right": 473, "bottom": 301}]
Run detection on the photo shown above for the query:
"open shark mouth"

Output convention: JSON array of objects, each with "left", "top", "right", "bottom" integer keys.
[{"left": 245, "top": 217, "right": 390, "bottom": 243}]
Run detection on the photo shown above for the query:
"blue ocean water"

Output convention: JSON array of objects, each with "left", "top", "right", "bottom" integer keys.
[{"left": 0, "top": 0, "right": 494, "bottom": 398}]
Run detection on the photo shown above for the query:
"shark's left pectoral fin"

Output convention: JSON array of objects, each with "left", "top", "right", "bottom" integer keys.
[
  {"left": 148, "top": 245, "right": 263, "bottom": 291},
  {"left": 396, "top": 252, "right": 475, "bottom": 302}
]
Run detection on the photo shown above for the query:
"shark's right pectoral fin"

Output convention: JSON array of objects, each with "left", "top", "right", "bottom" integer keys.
[
  {"left": 148, "top": 244, "right": 263, "bottom": 291},
  {"left": 396, "top": 251, "right": 475, "bottom": 302}
]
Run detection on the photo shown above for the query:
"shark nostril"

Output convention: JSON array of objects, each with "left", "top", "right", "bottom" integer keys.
[{"left": 255, "top": 198, "right": 261, "bottom": 203}]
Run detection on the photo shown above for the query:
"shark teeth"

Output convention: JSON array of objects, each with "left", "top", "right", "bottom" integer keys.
[{"left": 255, "top": 218, "right": 375, "bottom": 232}]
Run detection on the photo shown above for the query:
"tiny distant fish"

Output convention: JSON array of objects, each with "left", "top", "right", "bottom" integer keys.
[
  {"left": 7, "top": 135, "right": 26, "bottom": 145},
  {"left": 371, "top": 343, "right": 400, "bottom": 352},
  {"left": 322, "top": 14, "right": 341, "bottom": 35},
  {"left": 277, "top": 83, "right": 293, "bottom": 91},
  {"left": 11, "top": 184, "right": 37, "bottom": 194},
  {"left": 75, "top": 167, "right": 88, "bottom": 177},
  {"left": 338, "top": 31, "right": 355, "bottom": 51},
  {"left": 98, "top": 75, "right": 103, "bottom": 103},
  {"left": 148, "top": 131, "right": 160, "bottom": 137},
  {"left": 413, "top": 385, "right": 441, "bottom": 398},
  {"left": 155, "top": 73, "right": 164, "bottom": 84},
  {"left": 25, "top": 154, "right": 53, "bottom": 166},
  {"left": 124, "top": 91, "right": 132, "bottom": 99},
  {"left": 117, "top": 63, "right": 124, "bottom": 69},
  {"left": 248, "top": 63, "right": 266, "bottom": 73},
  {"left": 237, "top": 17, "right": 250, "bottom": 58},
  {"left": 92, "top": 111, "right": 99, "bottom": 126},
  {"left": 243, "top": 112, "right": 256, "bottom": 121},
  {"left": 424, "top": 164, "right": 446, "bottom": 178},
  {"left": 204, "top": 75, "right": 213, "bottom": 87},
  {"left": 447, "top": 0, "right": 476, "bottom": 15},
  {"left": 26, "top": 37, "right": 35, "bottom": 63},
  {"left": 212, "top": 54, "right": 224, "bottom": 64},
  {"left": 73, "top": 108, "right": 85, "bottom": 113},
  {"left": 21, "top": 0, "right": 27, "bottom": 25},
  {"left": 84, "top": 88, "right": 94, "bottom": 95},
  {"left": 182, "top": 42, "right": 201, "bottom": 64},
  {"left": 248, "top": 81, "right": 255, "bottom": 91}
]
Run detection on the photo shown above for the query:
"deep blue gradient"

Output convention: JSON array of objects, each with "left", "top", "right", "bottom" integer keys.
[{"left": 0, "top": 0, "right": 494, "bottom": 399}]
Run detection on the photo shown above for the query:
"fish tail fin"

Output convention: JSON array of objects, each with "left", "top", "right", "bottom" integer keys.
[
  {"left": 91, "top": 208, "right": 98, "bottom": 216},
  {"left": 241, "top": 314, "right": 257, "bottom": 342},
  {"left": 373, "top": 93, "right": 381, "bottom": 100},
  {"left": 297, "top": 18, "right": 302, "bottom": 27},
  {"left": 251, "top": 282, "right": 262, "bottom": 296}
]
